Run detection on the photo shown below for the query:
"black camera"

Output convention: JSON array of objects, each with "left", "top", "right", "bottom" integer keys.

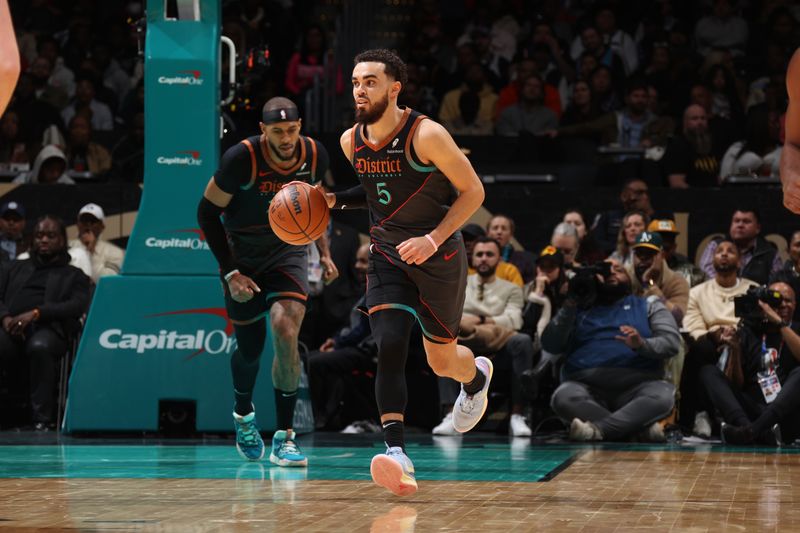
[
  {"left": 734, "top": 286, "right": 783, "bottom": 320},
  {"left": 567, "top": 262, "right": 613, "bottom": 308}
]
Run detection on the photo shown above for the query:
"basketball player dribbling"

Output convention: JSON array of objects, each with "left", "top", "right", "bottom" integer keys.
[
  {"left": 197, "top": 97, "right": 338, "bottom": 466},
  {"left": 323, "top": 49, "right": 492, "bottom": 496},
  {"left": 781, "top": 49, "right": 800, "bottom": 213}
]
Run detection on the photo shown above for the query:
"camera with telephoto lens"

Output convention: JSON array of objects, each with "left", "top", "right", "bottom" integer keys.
[
  {"left": 567, "top": 261, "right": 613, "bottom": 308},
  {"left": 734, "top": 286, "right": 783, "bottom": 321}
]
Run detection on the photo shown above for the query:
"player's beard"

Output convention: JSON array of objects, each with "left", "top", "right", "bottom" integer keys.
[
  {"left": 355, "top": 93, "right": 389, "bottom": 125},
  {"left": 269, "top": 140, "right": 298, "bottom": 162}
]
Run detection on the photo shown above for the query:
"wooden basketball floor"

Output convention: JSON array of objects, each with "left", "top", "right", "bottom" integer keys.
[{"left": 1, "top": 432, "right": 799, "bottom": 531}]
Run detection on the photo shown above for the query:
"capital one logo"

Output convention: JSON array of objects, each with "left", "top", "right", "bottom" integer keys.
[
  {"left": 156, "top": 150, "right": 203, "bottom": 166},
  {"left": 98, "top": 308, "right": 236, "bottom": 358},
  {"left": 157, "top": 70, "right": 204, "bottom": 85},
  {"left": 145, "top": 228, "right": 210, "bottom": 252}
]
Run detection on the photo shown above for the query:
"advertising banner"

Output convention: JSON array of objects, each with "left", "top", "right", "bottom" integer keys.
[
  {"left": 64, "top": 276, "right": 288, "bottom": 432},
  {"left": 122, "top": 0, "right": 220, "bottom": 275}
]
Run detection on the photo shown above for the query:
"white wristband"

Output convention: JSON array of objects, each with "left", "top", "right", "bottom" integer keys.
[
  {"left": 224, "top": 269, "right": 240, "bottom": 283},
  {"left": 424, "top": 233, "right": 438, "bottom": 252}
]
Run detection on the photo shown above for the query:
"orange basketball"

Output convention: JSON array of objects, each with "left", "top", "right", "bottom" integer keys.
[{"left": 268, "top": 182, "right": 330, "bottom": 245}]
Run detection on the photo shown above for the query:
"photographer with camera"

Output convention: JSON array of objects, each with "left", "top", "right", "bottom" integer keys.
[
  {"left": 681, "top": 240, "right": 757, "bottom": 435},
  {"left": 542, "top": 259, "right": 681, "bottom": 442},
  {"left": 699, "top": 282, "right": 800, "bottom": 445}
]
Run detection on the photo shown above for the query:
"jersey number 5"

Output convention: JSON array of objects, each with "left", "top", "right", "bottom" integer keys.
[{"left": 376, "top": 182, "right": 392, "bottom": 205}]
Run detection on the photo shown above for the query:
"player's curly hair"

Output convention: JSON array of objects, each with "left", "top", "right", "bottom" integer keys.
[{"left": 354, "top": 49, "right": 408, "bottom": 88}]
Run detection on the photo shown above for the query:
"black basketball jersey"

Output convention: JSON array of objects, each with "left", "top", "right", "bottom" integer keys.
[
  {"left": 351, "top": 107, "right": 454, "bottom": 246},
  {"left": 214, "top": 134, "right": 328, "bottom": 268}
]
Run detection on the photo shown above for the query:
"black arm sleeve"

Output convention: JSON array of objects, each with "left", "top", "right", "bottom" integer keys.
[
  {"left": 197, "top": 197, "right": 236, "bottom": 275},
  {"left": 333, "top": 185, "right": 368, "bottom": 209}
]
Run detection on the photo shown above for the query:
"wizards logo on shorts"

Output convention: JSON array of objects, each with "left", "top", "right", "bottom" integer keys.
[{"left": 98, "top": 307, "right": 236, "bottom": 358}]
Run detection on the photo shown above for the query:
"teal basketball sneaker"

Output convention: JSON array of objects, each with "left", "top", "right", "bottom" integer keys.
[
  {"left": 233, "top": 410, "right": 265, "bottom": 461},
  {"left": 270, "top": 429, "right": 308, "bottom": 467}
]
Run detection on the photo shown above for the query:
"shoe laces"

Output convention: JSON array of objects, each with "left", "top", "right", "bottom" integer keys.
[
  {"left": 459, "top": 395, "right": 476, "bottom": 414},
  {"left": 279, "top": 438, "right": 301, "bottom": 456},
  {"left": 237, "top": 421, "right": 260, "bottom": 445}
]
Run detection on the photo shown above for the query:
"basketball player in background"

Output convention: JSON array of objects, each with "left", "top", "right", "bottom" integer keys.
[
  {"left": 197, "top": 97, "right": 338, "bottom": 466},
  {"left": 0, "top": 0, "right": 21, "bottom": 115},
  {"left": 781, "top": 49, "right": 800, "bottom": 213},
  {"left": 324, "top": 49, "right": 491, "bottom": 496}
]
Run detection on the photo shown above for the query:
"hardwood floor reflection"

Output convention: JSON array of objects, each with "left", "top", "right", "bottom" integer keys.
[{"left": 1, "top": 443, "right": 799, "bottom": 531}]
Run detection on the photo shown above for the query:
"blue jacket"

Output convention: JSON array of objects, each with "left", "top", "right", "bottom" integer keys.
[{"left": 542, "top": 294, "right": 680, "bottom": 381}]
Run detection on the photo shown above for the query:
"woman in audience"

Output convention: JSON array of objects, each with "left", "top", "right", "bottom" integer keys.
[
  {"left": 704, "top": 63, "right": 746, "bottom": 129},
  {"left": 523, "top": 245, "right": 568, "bottom": 343},
  {"left": 559, "top": 80, "right": 599, "bottom": 128},
  {"left": 284, "top": 24, "right": 342, "bottom": 113},
  {"left": 609, "top": 210, "right": 648, "bottom": 266}
]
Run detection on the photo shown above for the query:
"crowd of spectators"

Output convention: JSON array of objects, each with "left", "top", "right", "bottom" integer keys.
[{"left": 2, "top": 0, "right": 800, "bottom": 442}]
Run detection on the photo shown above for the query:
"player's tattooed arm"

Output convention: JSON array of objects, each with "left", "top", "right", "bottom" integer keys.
[{"left": 782, "top": 50, "right": 800, "bottom": 213}]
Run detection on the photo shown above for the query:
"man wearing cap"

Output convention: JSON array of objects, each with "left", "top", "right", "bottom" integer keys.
[
  {"left": 463, "top": 223, "right": 523, "bottom": 287},
  {"left": 648, "top": 218, "right": 706, "bottom": 288},
  {"left": 518, "top": 245, "right": 569, "bottom": 402},
  {"left": 197, "top": 96, "right": 338, "bottom": 466},
  {"left": 524, "top": 245, "right": 568, "bottom": 341},
  {"left": 0, "top": 201, "right": 28, "bottom": 262},
  {"left": 628, "top": 231, "right": 689, "bottom": 324},
  {"left": 68, "top": 203, "right": 124, "bottom": 283}
]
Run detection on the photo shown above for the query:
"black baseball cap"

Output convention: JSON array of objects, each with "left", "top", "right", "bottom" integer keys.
[{"left": 0, "top": 201, "right": 25, "bottom": 218}]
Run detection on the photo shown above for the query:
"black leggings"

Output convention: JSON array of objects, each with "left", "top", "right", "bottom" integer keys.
[
  {"left": 230, "top": 319, "right": 267, "bottom": 395},
  {"left": 370, "top": 309, "right": 416, "bottom": 416}
]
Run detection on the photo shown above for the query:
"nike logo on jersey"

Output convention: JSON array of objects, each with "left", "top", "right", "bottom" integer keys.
[
  {"left": 354, "top": 144, "right": 367, "bottom": 152},
  {"left": 444, "top": 249, "right": 459, "bottom": 261},
  {"left": 258, "top": 170, "right": 271, "bottom": 177}
]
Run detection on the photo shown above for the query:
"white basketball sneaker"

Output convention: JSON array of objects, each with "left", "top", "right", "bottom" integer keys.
[{"left": 452, "top": 356, "right": 493, "bottom": 433}]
